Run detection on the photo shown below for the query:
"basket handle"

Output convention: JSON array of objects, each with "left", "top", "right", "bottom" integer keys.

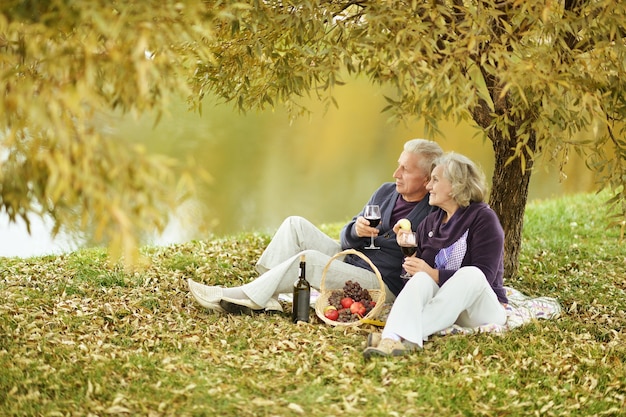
[{"left": 320, "top": 248, "right": 386, "bottom": 301}]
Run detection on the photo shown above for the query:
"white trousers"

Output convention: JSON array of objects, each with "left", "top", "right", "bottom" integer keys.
[
  {"left": 242, "top": 216, "right": 385, "bottom": 306},
  {"left": 382, "top": 266, "right": 506, "bottom": 347}
]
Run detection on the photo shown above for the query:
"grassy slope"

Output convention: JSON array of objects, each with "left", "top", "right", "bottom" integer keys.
[{"left": 0, "top": 192, "right": 625, "bottom": 416}]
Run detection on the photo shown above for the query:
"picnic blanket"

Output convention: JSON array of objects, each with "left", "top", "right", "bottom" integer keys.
[
  {"left": 436, "top": 286, "right": 561, "bottom": 336},
  {"left": 359, "top": 286, "right": 561, "bottom": 333}
]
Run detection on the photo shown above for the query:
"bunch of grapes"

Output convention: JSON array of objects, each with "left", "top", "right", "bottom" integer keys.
[
  {"left": 337, "top": 308, "right": 359, "bottom": 323},
  {"left": 324, "top": 281, "right": 377, "bottom": 322},
  {"left": 343, "top": 280, "right": 372, "bottom": 303},
  {"left": 328, "top": 290, "right": 345, "bottom": 310}
]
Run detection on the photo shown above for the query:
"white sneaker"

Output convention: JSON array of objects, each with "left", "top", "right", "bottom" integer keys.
[{"left": 187, "top": 279, "right": 225, "bottom": 313}]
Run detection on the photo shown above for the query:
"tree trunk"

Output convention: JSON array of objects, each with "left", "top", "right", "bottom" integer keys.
[
  {"left": 488, "top": 129, "right": 534, "bottom": 280},
  {"left": 472, "top": 67, "right": 536, "bottom": 280}
]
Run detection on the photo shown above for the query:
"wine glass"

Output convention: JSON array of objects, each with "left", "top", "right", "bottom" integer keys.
[
  {"left": 363, "top": 204, "right": 381, "bottom": 249},
  {"left": 397, "top": 230, "right": 417, "bottom": 279}
]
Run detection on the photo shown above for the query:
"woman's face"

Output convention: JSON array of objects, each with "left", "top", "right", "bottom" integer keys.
[{"left": 426, "top": 164, "right": 455, "bottom": 210}]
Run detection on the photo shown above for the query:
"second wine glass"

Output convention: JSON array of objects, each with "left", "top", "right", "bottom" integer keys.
[
  {"left": 397, "top": 230, "right": 417, "bottom": 279},
  {"left": 363, "top": 204, "right": 381, "bottom": 249}
]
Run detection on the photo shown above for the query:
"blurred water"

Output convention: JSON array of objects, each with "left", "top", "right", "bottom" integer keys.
[
  {"left": 0, "top": 215, "right": 80, "bottom": 258},
  {"left": 0, "top": 78, "right": 596, "bottom": 257}
]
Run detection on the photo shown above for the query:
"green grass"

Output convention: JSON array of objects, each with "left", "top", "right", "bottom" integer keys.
[{"left": 1, "top": 192, "right": 625, "bottom": 416}]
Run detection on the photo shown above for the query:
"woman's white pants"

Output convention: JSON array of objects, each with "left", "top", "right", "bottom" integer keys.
[
  {"left": 242, "top": 216, "right": 385, "bottom": 306},
  {"left": 382, "top": 267, "right": 506, "bottom": 347}
]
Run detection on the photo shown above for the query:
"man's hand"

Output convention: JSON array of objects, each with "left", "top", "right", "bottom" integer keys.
[{"left": 355, "top": 216, "right": 380, "bottom": 238}]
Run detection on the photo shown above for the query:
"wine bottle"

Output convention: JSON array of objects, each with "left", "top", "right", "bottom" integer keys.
[{"left": 292, "top": 254, "right": 311, "bottom": 323}]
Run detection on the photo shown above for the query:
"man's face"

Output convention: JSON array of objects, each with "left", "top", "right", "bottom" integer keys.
[{"left": 393, "top": 151, "right": 430, "bottom": 202}]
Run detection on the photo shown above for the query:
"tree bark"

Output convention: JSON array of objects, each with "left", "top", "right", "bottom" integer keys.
[
  {"left": 472, "top": 89, "right": 535, "bottom": 279},
  {"left": 489, "top": 129, "right": 534, "bottom": 280}
]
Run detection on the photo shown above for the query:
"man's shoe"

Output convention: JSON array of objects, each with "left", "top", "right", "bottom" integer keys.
[
  {"left": 187, "top": 279, "right": 225, "bottom": 313},
  {"left": 219, "top": 297, "right": 284, "bottom": 315},
  {"left": 264, "top": 298, "right": 284, "bottom": 313},
  {"left": 362, "top": 338, "right": 418, "bottom": 360}
]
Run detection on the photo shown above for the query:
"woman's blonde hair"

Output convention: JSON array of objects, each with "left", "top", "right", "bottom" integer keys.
[{"left": 434, "top": 152, "right": 487, "bottom": 207}]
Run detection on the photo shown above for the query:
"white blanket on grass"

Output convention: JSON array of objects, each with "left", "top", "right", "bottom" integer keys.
[
  {"left": 370, "top": 286, "right": 561, "bottom": 334},
  {"left": 437, "top": 286, "right": 561, "bottom": 336}
]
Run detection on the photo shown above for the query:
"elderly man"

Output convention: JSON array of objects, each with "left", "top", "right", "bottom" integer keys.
[{"left": 188, "top": 139, "right": 444, "bottom": 314}]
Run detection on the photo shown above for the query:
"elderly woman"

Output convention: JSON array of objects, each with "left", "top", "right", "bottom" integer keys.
[{"left": 363, "top": 152, "right": 508, "bottom": 358}]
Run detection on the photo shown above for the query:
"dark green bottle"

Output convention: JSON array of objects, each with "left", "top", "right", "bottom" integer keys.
[{"left": 292, "top": 254, "right": 311, "bottom": 323}]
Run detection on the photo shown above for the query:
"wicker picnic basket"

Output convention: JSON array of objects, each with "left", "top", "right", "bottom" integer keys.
[{"left": 315, "top": 249, "right": 386, "bottom": 327}]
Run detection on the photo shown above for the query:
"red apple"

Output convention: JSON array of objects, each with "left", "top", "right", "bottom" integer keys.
[
  {"left": 350, "top": 301, "right": 366, "bottom": 317},
  {"left": 340, "top": 297, "right": 354, "bottom": 309},
  {"left": 324, "top": 308, "right": 339, "bottom": 321}
]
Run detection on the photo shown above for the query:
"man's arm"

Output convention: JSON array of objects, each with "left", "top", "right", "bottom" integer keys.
[{"left": 340, "top": 183, "right": 391, "bottom": 249}]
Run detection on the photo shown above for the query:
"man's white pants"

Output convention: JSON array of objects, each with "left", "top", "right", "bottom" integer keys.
[
  {"left": 242, "top": 216, "right": 384, "bottom": 306},
  {"left": 382, "top": 266, "right": 506, "bottom": 347}
]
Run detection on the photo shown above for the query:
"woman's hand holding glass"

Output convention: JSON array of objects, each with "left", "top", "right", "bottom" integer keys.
[
  {"left": 397, "top": 230, "right": 417, "bottom": 279},
  {"left": 402, "top": 256, "right": 439, "bottom": 284}
]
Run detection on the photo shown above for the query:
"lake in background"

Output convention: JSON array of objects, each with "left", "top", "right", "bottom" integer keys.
[{"left": 0, "top": 77, "right": 597, "bottom": 257}]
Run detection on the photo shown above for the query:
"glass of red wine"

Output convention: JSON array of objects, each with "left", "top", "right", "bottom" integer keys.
[
  {"left": 363, "top": 204, "right": 381, "bottom": 249},
  {"left": 397, "top": 230, "right": 417, "bottom": 279}
]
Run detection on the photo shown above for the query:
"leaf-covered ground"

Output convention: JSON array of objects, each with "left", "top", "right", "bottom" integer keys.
[{"left": 1, "top": 192, "right": 625, "bottom": 416}]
